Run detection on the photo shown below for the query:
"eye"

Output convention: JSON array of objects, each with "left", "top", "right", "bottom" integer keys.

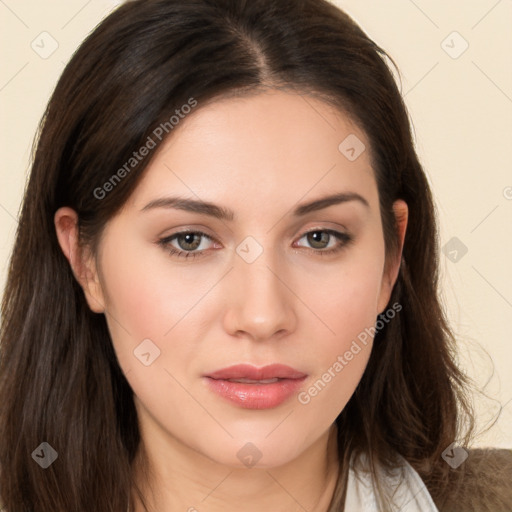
[
  {"left": 294, "top": 229, "right": 353, "bottom": 256},
  {"left": 158, "top": 228, "right": 353, "bottom": 260},
  {"left": 157, "top": 231, "right": 216, "bottom": 259}
]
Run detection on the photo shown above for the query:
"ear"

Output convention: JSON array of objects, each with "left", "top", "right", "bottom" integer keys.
[
  {"left": 377, "top": 199, "right": 408, "bottom": 314},
  {"left": 54, "top": 207, "right": 106, "bottom": 313}
]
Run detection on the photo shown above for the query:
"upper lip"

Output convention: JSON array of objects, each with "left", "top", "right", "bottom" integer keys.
[{"left": 205, "top": 364, "right": 307, "bottom": 380}]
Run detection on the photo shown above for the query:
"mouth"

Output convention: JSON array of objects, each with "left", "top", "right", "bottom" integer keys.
[{"left": 203, "top": 364, "right": 307, "bottom": 410}]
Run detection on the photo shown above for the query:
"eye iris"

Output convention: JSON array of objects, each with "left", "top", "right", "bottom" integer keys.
[
  {"left": 307, "top": 231, "right": 329, "bottom": 249},
  {"left": 177, "top": 233, "right": 201, "bottom": 251}
]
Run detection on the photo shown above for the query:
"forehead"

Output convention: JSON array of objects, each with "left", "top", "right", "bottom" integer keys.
[{"left": 126, "top": 90, "right": 377, "bottom": 216}]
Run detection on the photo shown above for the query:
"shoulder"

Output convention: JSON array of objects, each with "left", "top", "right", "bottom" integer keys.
[
  {"left": 344, "top": 448, "right": 512, "bottom": 511},
  {"left": 345, "top": 452, "right": 439, "bottom": 511},
  {"left": 436, "top": 448, "right": 512, "bottom": 512}
]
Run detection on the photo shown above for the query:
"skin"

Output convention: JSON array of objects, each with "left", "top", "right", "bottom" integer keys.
[{"left": 55, "top": 89, "right": 408, "bottom": 512}]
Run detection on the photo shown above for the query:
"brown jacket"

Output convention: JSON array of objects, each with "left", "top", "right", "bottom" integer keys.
[{"left": 436, "top": 448, "right": 512, "bottom": 512}]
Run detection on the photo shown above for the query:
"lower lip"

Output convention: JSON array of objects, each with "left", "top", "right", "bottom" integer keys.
[{"left": 204, "top": 377, "right": 306, "bottom": 409}]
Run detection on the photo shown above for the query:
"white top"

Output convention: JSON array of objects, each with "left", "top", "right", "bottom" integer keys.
[{"left": 345, "top": 453, "right": 439, "bottom": 511}]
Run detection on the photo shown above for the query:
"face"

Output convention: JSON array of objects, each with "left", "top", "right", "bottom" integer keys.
[{"left": 71, "top": 90, "right": 406, "bottom": 469}]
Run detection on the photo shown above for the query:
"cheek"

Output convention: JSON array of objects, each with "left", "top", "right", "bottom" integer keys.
[
  {"left": 101, "top": 225, "right": 228, "bottom": 327},
  {"left": 97, "top": 236, "right": 221, "bottom": 377},
  {"left": 297, "top": 247, "right": 385, "bottom": 349},
  {"left": 97, "top": 245, "right": 213, "bottom": 431},
  {"left": 294, "top": 298, "right": 376, "bottom": 430},
  {"left": 292, "top": 248, "right": 385, "bottom": 413}
]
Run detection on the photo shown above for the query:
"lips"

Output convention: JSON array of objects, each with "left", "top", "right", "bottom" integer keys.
[
  {"left": 206, "top": 364, "right": 307, "bottom": 381},
  {"left": 204, "top": 364, "right": 307, "bottom": 409}
]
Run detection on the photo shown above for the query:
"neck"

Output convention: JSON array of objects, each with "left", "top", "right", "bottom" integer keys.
[{"left": 131, "top": 425, "right": 340, "bottom": 512}]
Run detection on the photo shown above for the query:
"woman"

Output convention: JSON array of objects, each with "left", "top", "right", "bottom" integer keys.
[{"left": 0, "top": 0, "right": 510, "bottom": 511}]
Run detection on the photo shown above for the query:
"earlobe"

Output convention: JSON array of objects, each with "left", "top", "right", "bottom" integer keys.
[
  {"left": 54, "top": 207, "right": 106, "bottom": 313},
  {"left": 377, "top": 199, "right": 408, "bottom": 314}
]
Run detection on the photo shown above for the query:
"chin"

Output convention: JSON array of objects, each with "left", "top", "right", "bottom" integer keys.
[{"left": 196, "top": 431, "right": 311, "bottom": 470}]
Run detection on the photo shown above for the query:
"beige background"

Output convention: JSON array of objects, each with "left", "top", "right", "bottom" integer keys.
[{"left": 1, "top": 1, "right": 511, "bottom": 448}]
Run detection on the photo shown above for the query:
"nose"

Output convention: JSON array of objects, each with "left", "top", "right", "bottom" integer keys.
[{"left": 222, "top": 246, "right": 297, "bottom": 342}]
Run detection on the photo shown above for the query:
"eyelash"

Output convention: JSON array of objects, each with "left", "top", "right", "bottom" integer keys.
[{"left": 157, "top": 228, "right": 354, "bottom": 260}]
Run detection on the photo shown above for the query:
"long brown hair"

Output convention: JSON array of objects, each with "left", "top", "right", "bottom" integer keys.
[{"left": 0, "top": 0, "right": 474, "bottom": 510}]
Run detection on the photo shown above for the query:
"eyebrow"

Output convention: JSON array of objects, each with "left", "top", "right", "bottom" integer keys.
[{"left": 140, "top": 192, "right": 369, "bottom": 221}]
